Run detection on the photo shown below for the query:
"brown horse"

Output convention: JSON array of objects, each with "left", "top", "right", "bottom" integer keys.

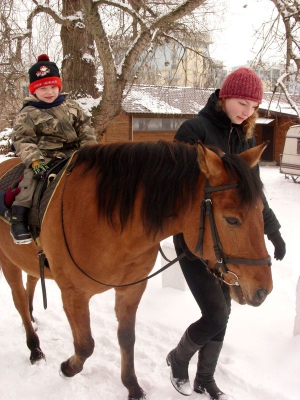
[{"left": 0, "top": 141, "right": 272, "bottom": 400}]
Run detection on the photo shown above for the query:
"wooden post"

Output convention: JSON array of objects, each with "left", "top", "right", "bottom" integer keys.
[
  {"left": 161, "top": 237, "right": 188, "bottom": 291},
  {"left": 294, "top": 277, "right": 300, "bottom": 336}
]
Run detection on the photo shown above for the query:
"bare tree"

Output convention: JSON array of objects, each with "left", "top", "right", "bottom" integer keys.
[
  {"left": 271, "top": 0, "right": 300, "bottom": 71},
  {"left": 0, "top": 0, "right": 29, "bottom": 130},
  {"left": 0, "top": 0, "right": 63, "bottom": 129},
  {"left": 80, "top": 0, "right": 211, "bottom": 138},
  {"left": 61, "top": 0, "right": 99, "bottom": 98},
  {"left": 253, "top": 0, "right": 300, "bottom": 117},
  {"left": 1, "top": 0, "right": 218, "bottom": 138}
]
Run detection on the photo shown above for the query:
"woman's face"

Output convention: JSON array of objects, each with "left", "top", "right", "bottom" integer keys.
[{"left": 224, "top": 98, "right": 259, "bottom": 124}]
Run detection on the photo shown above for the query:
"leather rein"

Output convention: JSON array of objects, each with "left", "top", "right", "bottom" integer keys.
[{"left": 194, "top": 180, "right": 271, "bottom": 287}]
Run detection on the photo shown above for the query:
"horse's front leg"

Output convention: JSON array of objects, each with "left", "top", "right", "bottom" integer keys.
[
  {"left": 60, "top": 289, "right": 94, "bottom": 377},
  {"left": 115, "top": 283, "right": 148, "bottom": 400},
  {"left": 1, "top": 259, "right": 45, "bottom": 363}
]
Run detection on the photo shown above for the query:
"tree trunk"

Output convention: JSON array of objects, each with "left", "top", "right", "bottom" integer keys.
[
  {"left": 81, "top": 0, "right": 207, "bottom": 139},
  {"left": 61, "top": 0, "right": 99, "bottom": 98}
]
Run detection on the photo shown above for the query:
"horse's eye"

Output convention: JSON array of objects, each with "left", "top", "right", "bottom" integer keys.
[{"left": 225, "top": 217, "right": 240, "bottom": 226}]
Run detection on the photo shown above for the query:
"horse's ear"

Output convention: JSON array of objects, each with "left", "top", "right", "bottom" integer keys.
[
  {"left": 197, "top": 141, "right": 223, "bottom": 179},
  {"left": 239, "top": 141, "right": 270, "bottom": 168}
]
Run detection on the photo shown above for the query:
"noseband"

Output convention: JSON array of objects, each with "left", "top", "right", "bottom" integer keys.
[{"left": 195, "top": 180, "right": 271, "bottom": 287}]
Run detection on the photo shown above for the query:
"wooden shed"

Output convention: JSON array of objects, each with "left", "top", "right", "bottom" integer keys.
[{"left": 102, "top": 85, "right": 300, "bottom": 165}]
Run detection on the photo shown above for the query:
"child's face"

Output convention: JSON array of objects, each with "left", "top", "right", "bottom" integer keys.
[{"left": 34, "top": 86, "right": 60, "bottom": 103}]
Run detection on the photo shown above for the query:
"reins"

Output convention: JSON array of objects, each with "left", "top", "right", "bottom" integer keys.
[{"left": 51, "top": 160, "right": 271, "bottom": 290}]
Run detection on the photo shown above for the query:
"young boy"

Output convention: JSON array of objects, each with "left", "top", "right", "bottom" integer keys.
[{"left": 11, "top": 54, "right": 98, "bottom": 245}]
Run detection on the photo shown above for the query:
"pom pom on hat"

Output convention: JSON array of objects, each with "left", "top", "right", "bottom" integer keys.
[
  {"left": 219, "top": 68, "right": 263, "bottom": 104},
  {"left": 37, "top": 54, "right": 50, "bottom": 62},
  {"left": 28, "top": 54, "right": 61, "bottom": 95}
]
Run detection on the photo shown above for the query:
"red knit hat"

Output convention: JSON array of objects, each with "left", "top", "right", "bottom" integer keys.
[
  {"left": 219, "top": 68, "right": 263, "bottom": 104},
  {"left": 28, "top": 54, "right": 62, "bottom": 94}
]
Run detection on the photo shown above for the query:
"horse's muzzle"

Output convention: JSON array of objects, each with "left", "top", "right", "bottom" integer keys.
[
  {"left": 231, "top": 284, "right": 271, "bottom": 306},
  {"left": 246, "top": 286, "right": 271, "bottom": 307}
]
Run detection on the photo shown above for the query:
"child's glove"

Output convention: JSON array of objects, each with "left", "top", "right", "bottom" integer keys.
[
  {"left": 32, "top": 160, "right": 49, "bottom": 178},
  {"left": 3, "top": 177, "right": 23, "bottom": 208}
]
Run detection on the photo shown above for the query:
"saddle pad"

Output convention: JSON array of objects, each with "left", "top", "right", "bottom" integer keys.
[
  {"left": 39, "top": 165, "right": 66, "bottom": 223},
  {"left": 29, "top": 157, "right": 70, "bottom": 239},
  {"left": 0, "top": 161, "right": 25, "bottom": 192}
]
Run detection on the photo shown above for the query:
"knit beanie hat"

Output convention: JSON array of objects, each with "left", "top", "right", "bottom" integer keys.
[
  {"left": 219, "top": 67, "right": 263, "bottom": 104},
  {"left": 28, "top": 54, "right": 62, "bottom": 94}
]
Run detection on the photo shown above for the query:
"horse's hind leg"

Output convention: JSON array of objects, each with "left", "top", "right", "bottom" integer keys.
[
  {"left": 26, "top": 274, "right": 39, "bottom": 323},
  {"left": 1, "top": 258, "right": 45, "bottom": 363},
  {"left": 60, "top": 289, "right": 95, "bottom": 377},
  {"left": 115, "top": 283, "right": 148, "bottom": 400}
]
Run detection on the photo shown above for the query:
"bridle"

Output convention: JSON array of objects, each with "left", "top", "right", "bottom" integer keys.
[{"left": 194, "top": 180, "right": 272, "bottom": 287}]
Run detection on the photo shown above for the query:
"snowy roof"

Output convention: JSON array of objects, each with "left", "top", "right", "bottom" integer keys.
[
  {"left": 122, "top": 85, "right": 212, "bottom": 115},
  {"left": 260, "top": 92, "right": 300, "bottom": 117},
  {"left": 121, "top": 84, "right": 300, "bottom": 118}
]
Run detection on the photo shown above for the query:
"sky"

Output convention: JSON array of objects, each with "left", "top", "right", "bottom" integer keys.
[
  {"left": 0, "top": 160, "right": 299, "bottom": 400},
  {"left": 210, "top": 0, "right": 276, "bottom": 69}
]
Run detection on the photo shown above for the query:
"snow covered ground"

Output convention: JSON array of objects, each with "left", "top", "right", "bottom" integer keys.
[{"left": 0, "top": 165, "right": 299, "bottom": 400}]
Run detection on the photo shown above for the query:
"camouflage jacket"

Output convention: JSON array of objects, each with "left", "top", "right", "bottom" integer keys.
[{"left": 12, "top": 94, "right": 97, "bottom": 167}]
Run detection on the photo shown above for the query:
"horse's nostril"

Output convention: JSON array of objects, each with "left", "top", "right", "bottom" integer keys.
[{"left": 255, "top": 287, "right": 268, "bottom": 303}]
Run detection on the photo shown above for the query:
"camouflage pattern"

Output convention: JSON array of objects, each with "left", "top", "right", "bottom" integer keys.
[{"left": 12, "top": 94, "right": 97, "bottom": 168}]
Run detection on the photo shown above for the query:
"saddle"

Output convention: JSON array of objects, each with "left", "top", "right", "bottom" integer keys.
[{"left": 0, "top": 157, "right": 70, "bottom": 241}]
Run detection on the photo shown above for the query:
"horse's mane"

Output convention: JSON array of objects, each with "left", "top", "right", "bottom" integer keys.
[{"left": 75, "top": 141, "right": 263, "bottom": 237}]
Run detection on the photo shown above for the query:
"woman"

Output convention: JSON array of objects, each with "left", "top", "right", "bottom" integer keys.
[{"left": 166, "top": 68, "right": 286, "bottom": 400}]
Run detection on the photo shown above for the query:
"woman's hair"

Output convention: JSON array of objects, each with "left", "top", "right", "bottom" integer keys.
[{"left": 218, "top": 98, "right": 258, "bottom": 139}]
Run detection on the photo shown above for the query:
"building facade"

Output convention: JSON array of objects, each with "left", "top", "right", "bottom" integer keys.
[{"left": 102, "top": 85, "right": 300, "bottom": 165}]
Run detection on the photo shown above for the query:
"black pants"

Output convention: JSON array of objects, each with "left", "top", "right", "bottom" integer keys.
[{"left": 175, "top": 246, "right": 231, "bottom": 345}]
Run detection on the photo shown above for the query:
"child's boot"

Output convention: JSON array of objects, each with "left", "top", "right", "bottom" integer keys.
[{"left": 10, "top": 206, "right": 32, "bottom": 245}]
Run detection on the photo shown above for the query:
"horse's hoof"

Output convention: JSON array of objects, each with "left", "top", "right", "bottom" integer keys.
[
  {"left": 60, "top": 360, "right": 82, "bottom": 378},
  {"left": 60, "top": 361, "right": 75, "bottom": 377},
  {"left": 128, "top": 389, "right": 148, "bottom": 400},
  {"left": 59, "top": 368, "right": 72, "bottom": 379},
  {"left": 30, "top": 347, "right": 46, "bottom": 364}
]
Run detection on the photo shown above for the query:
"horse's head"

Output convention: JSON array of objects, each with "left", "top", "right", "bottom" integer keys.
[{"left": 183, "top": 141, "right": 273, "bottom": 307}]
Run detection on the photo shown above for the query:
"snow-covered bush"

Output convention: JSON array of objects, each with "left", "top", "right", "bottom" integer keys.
[{"left": 0, "top": 128, "right": 13, "bottom": 155}]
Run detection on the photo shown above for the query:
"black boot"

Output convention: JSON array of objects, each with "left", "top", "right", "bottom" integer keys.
[
  {"left": 193, "top": 340, "right": 228, "bottom": 400},
  {"left": 166, "top": 330, "right": 202, "bottom": 396},
  {"left": 10, "top": 206, "right": 32, "bottom": 245}
]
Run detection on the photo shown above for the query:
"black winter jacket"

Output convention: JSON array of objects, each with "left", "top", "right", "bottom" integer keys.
[{"left": 175, "top": 90, "right": 281, "bottom": 237}]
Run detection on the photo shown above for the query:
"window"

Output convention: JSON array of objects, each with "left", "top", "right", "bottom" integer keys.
[{"left": 133, "top": 118, "right": 187, "bottom": 131}]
